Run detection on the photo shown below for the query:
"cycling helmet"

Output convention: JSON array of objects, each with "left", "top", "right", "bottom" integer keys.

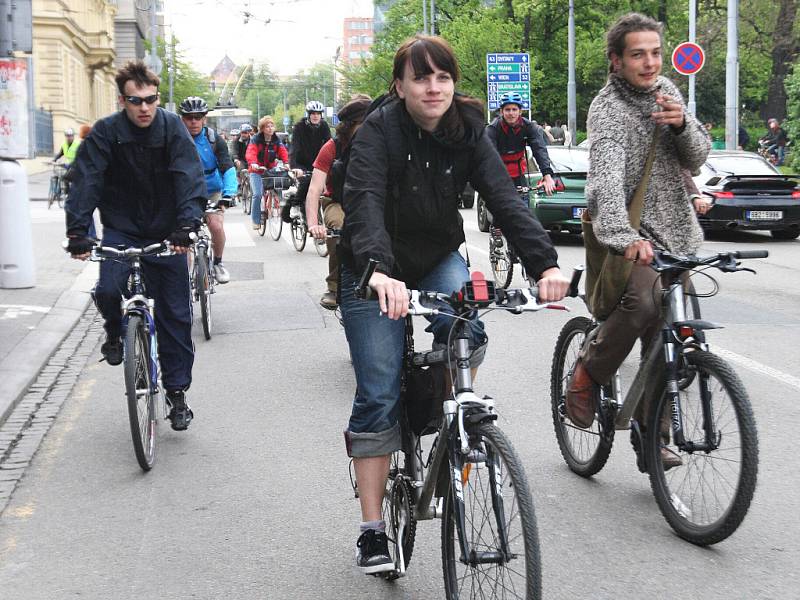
[
  {"left": 179, "top": 96, "right": 209, "bottom": 115},
  {"left": 240, "top": 123, "right": 253, "bottom": 133},
  {"left": 306, "top": 100, "right": 324, "bottom": 114},
  {"left": 230, "top": 128, "right": 240, "bottom": 137},
  {"left": 499, "top": 92, "right": 524, "bottom": 108},
  {"left": 64, "top": 128, "right": 75, "bottom": 136}
]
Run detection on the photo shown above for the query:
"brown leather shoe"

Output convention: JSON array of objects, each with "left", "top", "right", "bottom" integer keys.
[
  {"left": 565, "top": 360, "right": 596, "bottom": 428},
  {"left": 660, "top": 447, "right": 683, "bottom": 471}
]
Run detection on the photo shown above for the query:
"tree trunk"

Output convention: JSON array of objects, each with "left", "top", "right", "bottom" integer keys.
[
  {"left": 763, "top": 0, "right": 798, "bottom": 122},
  {"left": 504, "top": 0, "right": 514, "bottom": 20},
  {"left": 658, "top": 0, "right": 668, "bottom": 28},
  {"left": 523, "top": 11, "right": 532, "bottom": 50}
]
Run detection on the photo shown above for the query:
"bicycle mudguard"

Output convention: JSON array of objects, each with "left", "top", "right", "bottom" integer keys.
[{"left": 674, "top": 319, "right": 722, "bottom": 331}]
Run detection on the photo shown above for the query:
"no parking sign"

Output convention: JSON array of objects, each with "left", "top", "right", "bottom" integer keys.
[{"left": 672, "top": 42, "right": 705, "bottom": 76}]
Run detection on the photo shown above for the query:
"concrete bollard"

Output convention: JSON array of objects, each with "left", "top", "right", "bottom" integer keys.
[{"left": 0, "top": 158, "right": 36, "bottom": 288}]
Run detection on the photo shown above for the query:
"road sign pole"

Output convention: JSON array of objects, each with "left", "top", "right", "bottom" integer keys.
[
  {"left": 688, "top": 0, "right": 697, "bottom": 115},
  {"left": 725, "top": 0, "right": 739, "bottom": 150},
  {"left": 567, "top": 0, "right": 576, "bottom": 143}
]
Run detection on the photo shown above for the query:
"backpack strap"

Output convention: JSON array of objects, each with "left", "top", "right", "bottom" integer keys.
[{"left": 205, "top": 126, "right": 216, "bottom": 145}]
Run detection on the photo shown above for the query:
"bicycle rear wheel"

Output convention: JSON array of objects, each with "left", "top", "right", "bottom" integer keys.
[
  {"left": 268, "top": 191, "right": 283, "bottom": 240},
  {"left": 551, "top": 316, "right": 614, "bottom": 477},
  {"left": 442, "top": 423, "right": 541, "bottom": 600},
  {"left": 241, "top": 178, "right": 252, "bottom": 214},
  {"left": 195, "top": 245, "right": 212, "bottom": 340},
  {"left": 291, "top": 218, "right": 307, "bottom": 251},
  {"left": 647, "top": 350, "right": 758, "bottom": 546},
  {"left": 489, "top": 233, "right": 513, "bottom": 289},
  {"left": 124, "top": 314, "right": 156, "bottom": 471},
  {"left": 380, "top": 451, "right": 417, "bottom": 579},
  {"left": 47, "top": 176, "right": 59, "bottom": 209}
]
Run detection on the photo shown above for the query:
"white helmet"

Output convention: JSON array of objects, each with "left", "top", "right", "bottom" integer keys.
[
  {"left": 306, "top": 100, "right": 324, "bottom": 115},
  {"left": 65, "top": 128, "right": 75, "bottom": 136}
]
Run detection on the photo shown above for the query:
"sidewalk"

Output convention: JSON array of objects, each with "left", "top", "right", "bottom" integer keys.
[{"left": 0, "top": 181, "right": 94, "bottom": 424}]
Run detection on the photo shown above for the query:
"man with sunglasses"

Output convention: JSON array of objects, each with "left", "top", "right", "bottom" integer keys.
[
  {"left": 64, "top": 60, "right": 205, "bottom": 432},
  {"left": 179, "top": 96, "right": 236, "bottom": 284}
]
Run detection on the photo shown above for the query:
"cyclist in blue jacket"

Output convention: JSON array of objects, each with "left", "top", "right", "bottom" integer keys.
[{"left": 179, "top": 96, "right": 237, "bottom": 283}]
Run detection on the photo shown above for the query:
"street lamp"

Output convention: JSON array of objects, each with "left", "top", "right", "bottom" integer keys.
[{"left": 333, "top": 46, "right": 341, "bottom": 114}]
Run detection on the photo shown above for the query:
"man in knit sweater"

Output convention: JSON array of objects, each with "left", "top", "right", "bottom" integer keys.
[{"left": 566, "top": 13, "right": 710, "bottom": 458}]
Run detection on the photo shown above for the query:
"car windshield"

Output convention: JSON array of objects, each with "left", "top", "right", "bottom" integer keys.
[
  {"left": 706, "top": 155, "right": 779, "bottom": 176},
  {"left": 537, "top": 148, "right": 590, "bottom": 173}
]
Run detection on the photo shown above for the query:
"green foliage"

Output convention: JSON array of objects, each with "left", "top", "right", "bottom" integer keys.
[
  {"left": 339, "top": 0, "right": 799, "bottom": 131},
  {"left": 152, "top": 37, "right": 209, "bottom": 110},
  {"left": 784, "top": 65, "right": 800, "bottom": 170}
]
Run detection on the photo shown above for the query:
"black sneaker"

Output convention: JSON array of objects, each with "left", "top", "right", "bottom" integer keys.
[
  {"left": 100, "top": 336, "right": 123, "bottom": 366},
  {"left": 356, "top": 529, "right": 393, "bottom": 575},
  {"left": 166, "top": 391, "right": 194, "bottom": 431}
]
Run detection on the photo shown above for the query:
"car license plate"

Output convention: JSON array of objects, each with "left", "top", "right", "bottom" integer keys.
[
  {"left": 746, "top": 210, "right": 782, "bottom": 221},
  {"left": 572, "top": 207, "right": 586, "bottom": 219}
]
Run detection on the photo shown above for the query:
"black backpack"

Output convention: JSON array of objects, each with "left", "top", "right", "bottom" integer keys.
[{"left": 329, "top": 94, "right": 405, "bottom": 205}]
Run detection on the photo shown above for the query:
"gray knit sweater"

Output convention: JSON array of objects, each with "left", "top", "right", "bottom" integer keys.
[{"left": 585, "top": 74, "right": 710, "bottom": 255}]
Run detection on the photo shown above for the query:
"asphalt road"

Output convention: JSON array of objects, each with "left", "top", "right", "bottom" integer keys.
[{"left": 0, "top": 206, "right": 798, "bottom": 599}]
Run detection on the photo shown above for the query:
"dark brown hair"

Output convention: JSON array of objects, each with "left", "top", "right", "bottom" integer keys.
[
  {"left": 606, "top": 13, "right": 663, "bottom": 73},
  {"left": 115, "top": 60, "right": 160, "bottom": 95},
  {"left": 335, "top": 94, "right": 372, "bottom": 149},
  {"left": 389, "top": 35, "right": 484, "bottom": 140}
]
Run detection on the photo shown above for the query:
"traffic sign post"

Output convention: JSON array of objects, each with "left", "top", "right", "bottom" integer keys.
[
  {"left": 672, "top": 42, "right": 705, "bottom": 76},
  {"left": 486, "top": 53, "right": 531, "bottom": 111}
]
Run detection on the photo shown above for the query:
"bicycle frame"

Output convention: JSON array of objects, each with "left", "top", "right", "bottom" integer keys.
[{"left": 120, "top": 255, "right": 161, "bottom": 391}]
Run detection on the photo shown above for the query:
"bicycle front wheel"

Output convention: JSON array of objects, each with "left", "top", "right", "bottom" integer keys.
[
  {"left": 124, "top": 314, "right": 156, "bottom": 471},
  {"left": 242, "top": 179, "right": 252, "bottom": 214},
  {"left": 47, "top": 176, "right": 59, "bottom": 209},
  {"left": 551, "top": 316, "right": 614, "bottom": 477},
  {"left": 195, "top": 246, "right": 212, "bottom": 340},
  {"left": 442, "top": 423, "right": 541, "bottom": 600},
  {"left": 291, "top": 218, "right": 307, "bottom": 252},
  {"left": 314, "top": 206, "right": 328, "bottom": 257},
  {"left": 268, "top": 191, "right": 282, "bottom": 240},
  {"left": 489, "top": 235, "right": 513, "bottom": 289},
  {"left": 647, "top": 350, "right": 758, "bottom": 546}
]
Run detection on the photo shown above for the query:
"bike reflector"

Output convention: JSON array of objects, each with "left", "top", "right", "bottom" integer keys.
[{"left": 462, "top": 272, "right": 496, "bottom": 306}]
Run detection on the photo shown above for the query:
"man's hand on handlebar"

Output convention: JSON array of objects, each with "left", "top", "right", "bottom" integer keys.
[
  {"left": 369, "top": 272, "right": 409, "bottom": 320},
  {"left": 65, "top": 236, "right": 93, "bottom": 261},
  {"left": 168, "top": 226, "right": 195, "bottom": 254},
  {"left": 308, "top": 223, "right": 327, "bottom": 239},
  {"left": 292, "top": 168, "right": 305, "bottom": 179},
  {"left": 624, "top": 239, "right": 654, "bottom": 265},
  {"left": 535, "top": 266, "right": 571, "bottom": 302}
]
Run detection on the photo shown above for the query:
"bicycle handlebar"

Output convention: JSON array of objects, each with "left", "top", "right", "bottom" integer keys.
[
  {"left": 652, "top": 248, "right": 769, "bottom": 272},
  {"left": 89, "top": 241, "right": 174, "bottom": 261}
]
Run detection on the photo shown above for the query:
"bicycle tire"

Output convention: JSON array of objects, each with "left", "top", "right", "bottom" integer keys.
[
  {"left": 489, "top": 235, "right": 513, "bottom": 289},
  {"left": 291, "top": 218, "right": 307, "bottom": 252},
  {"left": 47, "top": 176, "right": 59, "bottom": 209},
  {"left": 314, "top": 206, "right": 328, "bottom": 257},
  {"left": 380, "top": 452, "right": 417, "bottom": 579},
  {"left": 551, "top": 316, "right": 614, "bottom": 477},
  {"left": 124, "top": 314, "right": 156, "bottom": 471},
  {"left": 441, "top": 422, "right": 541, "bottom": 600},
  {"left": 241, "top": 180, "right": 251, "bottom": 214},
  {"left": 268, "top": 191, "right": 283, "bottom": 240},
  {"left": 647, "top": 350, "right": 758, "bottom": 546},
  {"left": 196, "top": 246, "right": 212, "bottom": 340}
]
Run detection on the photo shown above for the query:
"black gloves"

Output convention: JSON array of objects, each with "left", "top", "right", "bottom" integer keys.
[
  {"left": 218, "top": 196, "right": 233, "bottom": 208},
  {"left": 65, "top": 236, "right": 94, "bottom": 256},
  {"left": 168, "top": 226, "right": 196, "bottom": 248}
]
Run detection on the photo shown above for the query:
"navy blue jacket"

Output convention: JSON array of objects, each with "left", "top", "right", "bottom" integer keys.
[{"left": 65, "top": 108, "right": 205, "bottom": 240}]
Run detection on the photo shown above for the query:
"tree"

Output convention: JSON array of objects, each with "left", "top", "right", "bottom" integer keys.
[{"left": 153, "top": 36, "right": 209, "bottom": 110}]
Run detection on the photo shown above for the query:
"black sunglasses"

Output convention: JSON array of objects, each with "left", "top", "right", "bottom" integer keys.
[
  {"left": 182, "top": 114, "right": 206, "bottom": 121},
  {"left": 124, "top": 94, "right": 159, "bottom": 106}
]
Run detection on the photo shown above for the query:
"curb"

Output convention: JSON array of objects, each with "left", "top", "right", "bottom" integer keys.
[{"left": 0, "top": 262, "right": 97, "bottom": 425}]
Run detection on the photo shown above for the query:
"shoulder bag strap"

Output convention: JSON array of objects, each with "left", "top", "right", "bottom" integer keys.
[{"left": 628, "top": 127, "right": 660, "bottom": 229}]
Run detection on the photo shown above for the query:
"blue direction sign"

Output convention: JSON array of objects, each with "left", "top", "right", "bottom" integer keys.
[
  {"left": 486, "top": 52, "right": 531, "bottom": 110},
  {"left": 672, "top": 42, "right": 705, "bottom": 76}
]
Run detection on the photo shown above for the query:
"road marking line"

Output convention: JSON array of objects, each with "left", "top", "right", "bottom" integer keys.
[
  {"left": 223, "top": 222, "right": 256, "bottom": 248},
  {"left": 0, "top": 304, "right": 51, "bottom": 320},
  {"left": 714, "top": 347, "right": 800, "bottom": 391}
]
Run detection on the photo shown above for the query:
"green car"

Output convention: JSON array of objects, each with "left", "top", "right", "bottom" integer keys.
[
  {"left": 476, "top": 146, "right": 589, "bottom": 235},
  {"left": 528, "top": 146, "right": 589, "bottom": 235}
]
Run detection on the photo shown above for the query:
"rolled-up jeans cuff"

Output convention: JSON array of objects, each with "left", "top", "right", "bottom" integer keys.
[
  {"left": 432, "top": 341, "right": 488, "bottom": 368},
  {"left": 345, "top": 423, "right": 401, "bottom": 458}
]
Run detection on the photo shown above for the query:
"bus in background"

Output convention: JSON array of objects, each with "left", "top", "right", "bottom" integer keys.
[{"left": 206, "top": 106, "right": 254, "bottom": 137}]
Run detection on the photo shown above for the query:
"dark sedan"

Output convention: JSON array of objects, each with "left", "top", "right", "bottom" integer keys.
[{"left": 694, "top": 151, "right": 800, "bottom": 240}]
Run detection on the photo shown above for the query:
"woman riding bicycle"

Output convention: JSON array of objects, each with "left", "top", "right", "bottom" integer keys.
[
  {"left": 338, "top": 34, "right": 570, "bottom": 575},
  {"left": 246, "top": 116, "right": 288, "bottom": 230}
]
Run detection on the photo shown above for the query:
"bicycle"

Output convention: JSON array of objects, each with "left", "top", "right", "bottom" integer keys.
[
  {"left": 238, "top": 168, "right": 252, "bottom": 214},
  {"left": 489, "top": 186, "right": 530, "bottom": 289},
  {"left": 257, "top": 167, "right": 292, "bottom": 240},
  {"left": 89, "top": 241, "right": 176, "bottom": 471},
  {"left": 47, "top": 162, "right": 69, "bottom": 209},
  {"left": 551, "top": 249, "right": 765, "bottom": 545},
  {"left": 351, "top": 260, "right": 576, "bottom": 597},
  {"left": 189, "top": 207, "right": 220, "bottom": 341}
]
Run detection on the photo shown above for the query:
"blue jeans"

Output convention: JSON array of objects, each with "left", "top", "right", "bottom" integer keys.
[
  {"left": 250, "top": 172, "right": 264, "bottom": 225},
  {"left": 341, "top": 251, "right": 487, "bottom": 458}
]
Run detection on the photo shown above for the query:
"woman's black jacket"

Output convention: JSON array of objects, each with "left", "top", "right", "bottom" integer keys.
[
  {"left": 340, "top": 97, "right": 559, "bottom": 285},
  {"left": 65, "top": 108, "right": 205, "bottom": 240}
]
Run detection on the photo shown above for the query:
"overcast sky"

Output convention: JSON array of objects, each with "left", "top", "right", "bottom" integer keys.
[{"left": 165, "top": 0, "right": 375, "bottom": 76}]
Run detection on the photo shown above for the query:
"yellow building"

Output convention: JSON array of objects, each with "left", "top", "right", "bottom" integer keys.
[{"left": 32, "top": 0, "right": 118, "bottom": 150}]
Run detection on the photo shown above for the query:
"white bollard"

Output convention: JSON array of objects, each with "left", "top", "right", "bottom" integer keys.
[{"left": 0, "top": 159, "right": 36, "bottom": 288}]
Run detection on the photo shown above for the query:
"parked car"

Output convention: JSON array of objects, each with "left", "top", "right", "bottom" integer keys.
[
  {"left": 694, "top": 150, "right": 800, "bottom": 240},
  {"left": 476, "top": 146, "right": 589, "bottom": 235}
]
